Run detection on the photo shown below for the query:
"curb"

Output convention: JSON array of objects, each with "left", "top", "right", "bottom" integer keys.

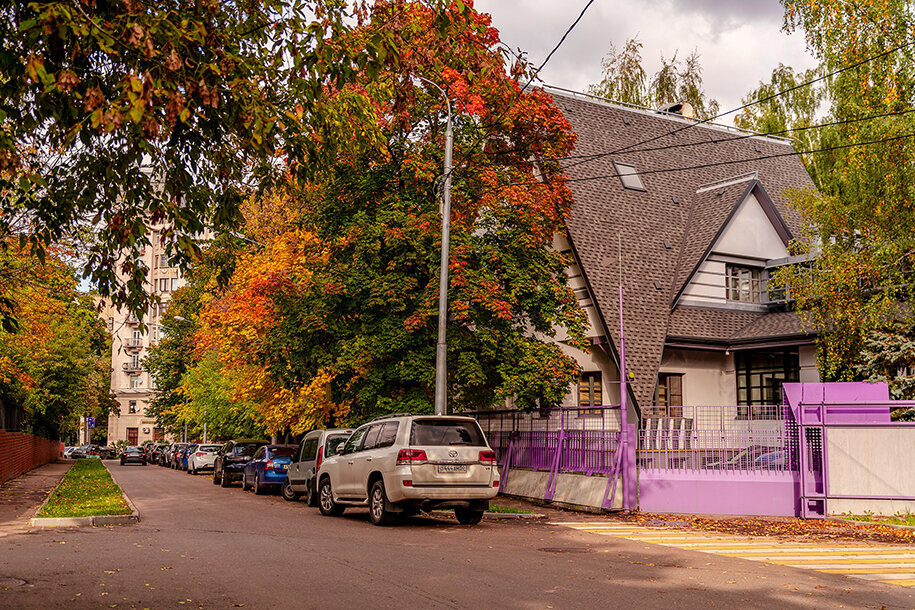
[
  {"left": 28, "top": 462, "right": 140, "bottom": 528},
  {"left": 430, "top": 510, "right": 547, "bottom": 520},
  {"left": 830, "top": 517, "right": 915, "bottom": 532}
]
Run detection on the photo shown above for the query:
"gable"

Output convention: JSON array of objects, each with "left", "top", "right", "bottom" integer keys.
[{"left": 711, "top": 190, "right": 790, "bottom": 260}]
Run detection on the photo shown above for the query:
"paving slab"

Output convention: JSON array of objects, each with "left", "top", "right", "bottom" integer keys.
[{"left": 0, "top": 461, "right": 72, "bottom": 537}]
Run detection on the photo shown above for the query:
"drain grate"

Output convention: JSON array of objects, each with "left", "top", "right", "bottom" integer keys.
[{"left": 538, "top": 547, "right": 593, "bottom": 554}]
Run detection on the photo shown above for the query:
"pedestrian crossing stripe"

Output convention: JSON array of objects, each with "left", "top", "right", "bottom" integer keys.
[{"left": 551, "top": 522, "right": 915, "bottom": 588}]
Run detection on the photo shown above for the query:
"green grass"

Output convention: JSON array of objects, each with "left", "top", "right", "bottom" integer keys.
[
  {"left": 842, "top": 510, "right": 915, "bottom": 527},
  {"left": 37, "top": 459, "right": 131, "bottom": 518},
  {"left": 485, "top": 504, "right": 536, "bottom": 514}
]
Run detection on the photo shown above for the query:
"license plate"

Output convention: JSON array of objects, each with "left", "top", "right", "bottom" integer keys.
[
  {"left": 437, "top": 464, "right": 467, "bottom": 473},
  {"left": 275, "top": 465, "right": 287, "bottom": 472}
]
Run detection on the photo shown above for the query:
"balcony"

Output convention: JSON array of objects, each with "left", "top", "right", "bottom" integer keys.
[
  {"left": 678, "top": 262, "right": 790, "bottom": 312},
  {"left": 124, "top": 338, "right": 144, "bottom": 349},
  {"left": 122, "top": 363, "right": 143, "bottom": 374},
  {"left": 126, "top": 315, "right": 141, "bottom": 325}
]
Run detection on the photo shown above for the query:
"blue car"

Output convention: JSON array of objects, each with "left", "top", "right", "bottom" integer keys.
[
  {"left": 242, "top": 445, "right": 297, "bottom": 495},
  {"left": 180, "top": 444, "right": 198, "bottom": 471}
]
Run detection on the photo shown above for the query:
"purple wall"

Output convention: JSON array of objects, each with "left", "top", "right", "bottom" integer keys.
[{"left": 639, "top": 470, "right": 800, "bottom": 516}]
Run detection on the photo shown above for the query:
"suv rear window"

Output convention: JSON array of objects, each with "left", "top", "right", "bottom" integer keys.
[
  {"left": 235, "top": 443, "right": 262, "bottom": 456},
  {"left": 199, "top": 445, "right": 221, "bottom": 452},
  {"left": 410, "top": 420, "right": 486, "bottom": 447}
]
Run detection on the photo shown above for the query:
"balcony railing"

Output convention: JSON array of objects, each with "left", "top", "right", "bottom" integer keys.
[
  {"left": 124, "top": 338, "right": 143, "bottom": 348},
  {"left": 679, "top": 267, "right": 789, "bottom": 309},
  {"left": 126, "top": 315, "right": 140, "bottom": 325},
  {"left": 122, "top": 363, "right": 142, "bottom": 373}
]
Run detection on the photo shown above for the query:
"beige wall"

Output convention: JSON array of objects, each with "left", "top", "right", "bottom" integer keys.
[{"left": 659, "top": 348, "right": 736, "bottom": 406}]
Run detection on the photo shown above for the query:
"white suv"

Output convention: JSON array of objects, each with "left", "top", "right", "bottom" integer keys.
[{"left": 316, "top": 414, "right": 499, "bottom": 526}]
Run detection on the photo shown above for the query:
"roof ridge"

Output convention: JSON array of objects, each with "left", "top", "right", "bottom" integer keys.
[{"left": 695, "top": 171, "right": 759, "bottom": 193}]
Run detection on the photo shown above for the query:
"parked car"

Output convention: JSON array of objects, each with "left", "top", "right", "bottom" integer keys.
[
  {"left": 187, "top": 444, "right": 223, "bottom": 475},
  {"left": 242, "top": 445, "right": 297, "bottom": 495},
  {"left": 120, "top": 445, "right": 147, "bottom": 466},
  {"left": 169, "top": 443, "right": 189, "bottom": 469},
  {"left": 148, "top": 444, "right": 168, "bottom": 464},
  {"left": 284, "top": 429, "right": 353, "bottom": 504},
  {"left": 213, "top": 439, "right": 269, "bottom": 487},
  {"left": 316, "top": 414, "right": 499, "bottom": 526},
  {"left": 63, "top": 446, "right": 77, "bottom": 459},
  {"left": 177, "top": 444, "right": 197, "bottom": 471},
  {"left": 705, "top": 445, "right": 778, "bottom": 470},
  {"left": 159, "top": 443, "right": 176, "bottom": 466},
  {"left": 754, "top": 449, "right": 787, "bottom": 470},
  {"left": 98, "top": 446, "right": 118, "bottom": 460},
  {"left": 71, "top": 444, "right": 100, "bottom": 459}
]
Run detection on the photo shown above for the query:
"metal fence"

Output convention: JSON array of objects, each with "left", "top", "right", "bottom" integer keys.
[
  {"left": 637, "top": 404, "right": 798, "bottom": 472},
  {"left": 469, "top": 405, "right": 622, "bottom": 475}
]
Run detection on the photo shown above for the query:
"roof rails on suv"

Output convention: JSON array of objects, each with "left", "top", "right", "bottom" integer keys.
[{"left": 369, "top": 412, "right": 413, "bottom": 422}]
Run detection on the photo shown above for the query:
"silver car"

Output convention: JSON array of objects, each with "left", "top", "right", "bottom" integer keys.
[
  {"left": 187, "top": 444, "right": 223, "bottom": 475},
  {"left": 316, "top": 415, "right": 499, "bottom": 526},
  {"left": 283, "top": 429, "right": 353, "bottom": 504}
]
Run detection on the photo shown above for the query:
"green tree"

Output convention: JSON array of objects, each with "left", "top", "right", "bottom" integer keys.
[
  {"left": 854, "top": 325, "right": 915, "bottom": 419},
  {"left": 179, "top": 352, "right": 265, "bottom": 441},
  {"left": 0, "top": 0, "right": 395, "bottom": 320},
  {"left": 588, "top": 37, "right": 719, "bottom": 119},
  {"left": 735, "top": 63, "right": 830, "bottom": 187},
  {"left": 775, "top": 0, "right": 915, "bottom": 382}
]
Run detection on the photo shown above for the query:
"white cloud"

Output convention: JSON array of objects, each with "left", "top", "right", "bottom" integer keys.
[{"left": 474, "top": 0, "right": 818, "bottom": 123}]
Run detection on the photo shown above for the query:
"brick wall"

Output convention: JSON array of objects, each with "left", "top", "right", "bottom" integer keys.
[{"left": 0, "top": 430, "right": 63, "bottom": 485}]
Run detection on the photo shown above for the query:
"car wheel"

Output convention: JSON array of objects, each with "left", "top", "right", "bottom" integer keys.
[
  {"left": 253, "top": 475, "right": 264, "bottom": 495},
  {"left": 189, "top": 465, "right": 196, "bottom": 475},
  {"left": 318, "top": 478, "right": 344, "bottom": 516},
  {"left": 242, "top": 474, "right": 250, "bottom": 491},
  {"left": 220, "top": 471, "right": 231, "bottom": 487},
  {"left": 304, "top": 481, "right": 319, "bottom": 507},
  {"left": 213, "top": 469, "right": 220, "bottom": 485},
  {"left": 454, "top": 507, "right": 485, "bottom": 526},
  {"left": 281, "top": 481, "right": 300, "bottom": 502},
  {"left": 142, "top": 461, "right": 146, "bottom": 466},
  {"left": 120, "top": 460, "right": 124, "bottom": 466},
  {"left": 369, "top": 480, "right": 396, "bottom": 526}
]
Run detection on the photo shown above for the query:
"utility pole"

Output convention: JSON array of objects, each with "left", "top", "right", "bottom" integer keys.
[{"left": 418, "top": 76, "right": 453, "bottom": 417}]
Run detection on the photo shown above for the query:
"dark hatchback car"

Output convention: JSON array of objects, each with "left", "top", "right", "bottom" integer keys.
[
  {"left": 213, "top": 439, "right": 269, "bottom": 488},
  {"left": 120, "top": 446, "right": 147, "bottom": 466}
]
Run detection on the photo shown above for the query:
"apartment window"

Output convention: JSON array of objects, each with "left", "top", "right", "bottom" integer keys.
[
  {"left": 736, "top": 350, "right": 799, "bottom": 419},
  {"left": 726, "top": 265, "right": 762, "bottom": 303},
  {"left": 131, "top": 377, "right": 143, "bottom": 389},
  {"left": 578, "top": 371, "right": 603, "bottom": 414},
  {"left": 171, "top": 277, "right": 179, "bottom": 291},
  {"left": 158, "top": 278, "right": 170, "bottom": 292},
  {"left": 108, "top": 317, "right": 114, "bottom": 331},
  {"left": 130, "top": 354, "right": 140, "bottom": 369},
  {"left": 613, "top": 161, "right": 646, "bottom": 191},
  {"left": 128, "top": 400, "right": 138, "bottom": 414},
  {"left": 652, "top": 373, "right": 683, "bottom": 417},
  {"left": 127, "top": 427, "right": 139, "bottom": 445},
  {"left": 154, "top": 427, "right": 165, "bottom": 441}
]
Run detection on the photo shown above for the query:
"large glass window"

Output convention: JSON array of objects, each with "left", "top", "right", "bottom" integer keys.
[
  {"left": 736, "top": 350, "right": 799, "bottom": 419},
  {"left": 726, "top": 265, "right": 762, "bottom": 303}
]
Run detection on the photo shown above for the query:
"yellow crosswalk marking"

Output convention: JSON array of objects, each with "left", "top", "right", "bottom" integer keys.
[{"left": 552, "top": 521, "right": 915, "bottom": 587}]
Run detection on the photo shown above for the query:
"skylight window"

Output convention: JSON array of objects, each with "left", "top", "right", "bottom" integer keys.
[{"left": 614, "top": 161, "right": 645, "bottom": 191}]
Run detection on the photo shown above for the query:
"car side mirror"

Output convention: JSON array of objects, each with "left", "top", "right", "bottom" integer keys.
[{"left": 336, "top": 444, "right": 347, "bottom": 455}]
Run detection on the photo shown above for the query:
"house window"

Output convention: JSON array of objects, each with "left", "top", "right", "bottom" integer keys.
[
  {"left": 653, "top": 373, "right": 683, "bottom": 417},
  {"left": 613, "top": 161, "right": 646, "bottom": 191},
  {"left": 726, "top": 265, "right": 762, "bottom": 303},
  {"left": 578, "top": 372, "right": 602, "bottom": 413},
  {"left": 128, "top": 400, "right": 138, "bottom": 414},
  {"left": 736, "top": 350, "right": 799, "bottom": 419}
]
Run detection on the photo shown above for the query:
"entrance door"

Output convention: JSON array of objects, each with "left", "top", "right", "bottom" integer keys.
[{"left": 127, "top": 427, "right": 139, "bottom": 445}]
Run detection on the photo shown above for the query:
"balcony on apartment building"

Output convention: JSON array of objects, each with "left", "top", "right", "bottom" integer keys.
[
  {"left": 124, "top": 338, "right": 144, "bottom": 349},
  {"left": 122, "top": 363, "right": 143, "bottom": 374},
  {"left": 125, "top": 315, "right": 141, "bottom": 325}
]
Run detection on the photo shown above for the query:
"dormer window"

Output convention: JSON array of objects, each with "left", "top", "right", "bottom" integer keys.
[
  {"left": 726, "top": 265, "right": 761, "bottom": 303},
  {"left": 614, "top": 161, "right": 646, "bottom": 191}
]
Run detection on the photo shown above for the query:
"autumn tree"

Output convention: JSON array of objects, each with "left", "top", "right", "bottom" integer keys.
[
  {"left": 775, "top": 0, "right": 915, "bottom": 381},
  {"left": 588, "top": 37, "right": 719, "bottom": 119},
  {"left": 0, "top": 0, "right": 396, "bottom": 321}
]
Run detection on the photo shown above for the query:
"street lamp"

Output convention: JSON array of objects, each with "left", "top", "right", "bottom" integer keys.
[{"left": 418, "top": 76, "right": 453, "bottom": 417}]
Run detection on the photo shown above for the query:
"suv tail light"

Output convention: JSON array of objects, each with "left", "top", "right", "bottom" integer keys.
[
  {"left": 396, "top": 449, "right": 427, "bottom": 465},
  {"left": 196, "top": 452, "right": 206, "bottom": 456},
  {"left": 479, "top": 450, "right": 497, "bottom": 464},
  {"left": 265, "top": 460, "right": 274, "bottom": 471},
  {"left": 316, "top": 446, "right": 323, "bottom": 469}
]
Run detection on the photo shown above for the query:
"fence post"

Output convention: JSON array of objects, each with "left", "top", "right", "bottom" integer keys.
[{"left": 622, "top": 423, "right": 637, "bottom": 511}]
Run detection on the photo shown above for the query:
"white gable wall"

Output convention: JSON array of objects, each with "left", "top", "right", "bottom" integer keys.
[{"left": 681, "top": 192, "right": 789, "bottom": 306}]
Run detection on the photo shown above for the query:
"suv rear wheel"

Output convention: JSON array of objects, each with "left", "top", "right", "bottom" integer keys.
[
  {"left": 454, "top": 507, "right": 485, "bottom": 525},
  {"left": 318, "top": 478, "right": 344, "bottom": 516},
  {"left": 369, "top": 480, "right": 396, "bottom": 526},
  {"left": 281, "top": 481, "right": 300, "bottom": 502}
]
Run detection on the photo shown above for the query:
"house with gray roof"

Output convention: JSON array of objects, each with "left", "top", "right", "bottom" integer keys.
[{"left": 548, "top": 88, "right": 820, "bottom": 422}]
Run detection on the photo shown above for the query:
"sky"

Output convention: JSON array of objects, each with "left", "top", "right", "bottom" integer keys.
[{"left": 474, "top": 0, "right": 820, "bottom": 124}]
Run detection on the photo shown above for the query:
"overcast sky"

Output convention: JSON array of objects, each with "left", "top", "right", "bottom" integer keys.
[{"left": 474, "top": 0, "right": 820, "bottom": 124}]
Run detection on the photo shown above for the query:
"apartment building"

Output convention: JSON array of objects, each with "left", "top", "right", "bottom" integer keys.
[{"left": 105, "top": 233, "right": 189, "bottom": 446}]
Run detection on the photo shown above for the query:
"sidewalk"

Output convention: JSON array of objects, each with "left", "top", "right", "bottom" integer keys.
[{"left": 0, "top": 461, "right": 72, "bottom": 536}]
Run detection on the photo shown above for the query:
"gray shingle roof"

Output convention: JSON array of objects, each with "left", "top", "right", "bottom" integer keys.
[{"left": 554, "top": 90, "right": 815, "bottom": 408}]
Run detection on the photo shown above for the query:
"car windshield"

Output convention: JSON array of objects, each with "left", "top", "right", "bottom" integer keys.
[
  {"left": 410, "top": 420, "right": 486, "bottom": 447},
  {"left": 325, "top": 435, "right": 349, "bottom": 454},
  {"left": 236, "top": 443, "right": 262, "bottom": 456},
  {"left": 268, "top": 447, "right": 296, "bottom": 457}
]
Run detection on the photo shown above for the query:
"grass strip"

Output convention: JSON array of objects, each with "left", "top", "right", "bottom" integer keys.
[
  {"left": 37, "top": 459, "right": 131, "bottom": 518},
  {"left": 486, "top": 504, "right": 535, "bottom": 514}
]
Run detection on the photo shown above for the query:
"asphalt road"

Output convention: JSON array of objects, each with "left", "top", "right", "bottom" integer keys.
[{"left": 1, "top": 462, "right": 914, "bottom": 609}]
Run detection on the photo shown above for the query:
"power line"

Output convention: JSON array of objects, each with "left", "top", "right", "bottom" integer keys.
[
  {"left": 476, "top": 130, "right": 915, "bottom": 195},
  {"left": 561, "top": 39, "right": 915, "bottom": 173}
]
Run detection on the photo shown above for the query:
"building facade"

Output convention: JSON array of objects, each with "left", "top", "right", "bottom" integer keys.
[{"left": 105, "top": 232, "right": 189, "bottom": 446}]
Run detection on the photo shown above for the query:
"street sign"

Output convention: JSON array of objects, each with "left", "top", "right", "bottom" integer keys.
[{"left": 87, "top": 417, "right": 95, "bottom": 429}]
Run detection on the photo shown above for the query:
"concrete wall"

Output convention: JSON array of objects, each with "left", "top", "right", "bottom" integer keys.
[
  {"left": 639, "top": 470, "right": 799, "bottom": 516},
  {"left": 501, "top": 468, "right": 623, "bottom": 511},
  {"left": 826, "top": 427, "right": 915, "bottom": 515},
  {"left": 659, "top": 348, "right": 735, "bottom": 406}
]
